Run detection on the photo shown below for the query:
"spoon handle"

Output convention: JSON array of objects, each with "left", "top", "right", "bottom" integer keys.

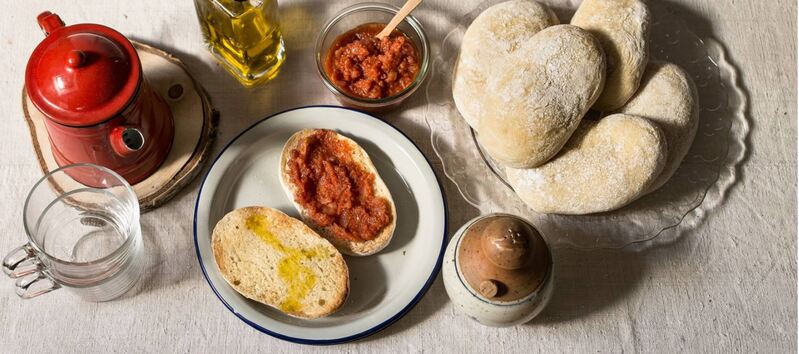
[{"left": 376, "top": 0, "right": 423, "bottom": 39}]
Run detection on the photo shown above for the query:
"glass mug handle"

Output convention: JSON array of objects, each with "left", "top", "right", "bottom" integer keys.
[{"left": 2, "top": 244, "right": 60, "bottom": 298}]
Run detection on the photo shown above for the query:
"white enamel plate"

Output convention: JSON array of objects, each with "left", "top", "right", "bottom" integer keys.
[{"left": 193, "top": 106, "right": 447, "bottom": 344}]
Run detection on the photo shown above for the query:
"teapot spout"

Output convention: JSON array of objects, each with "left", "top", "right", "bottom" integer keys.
[{"left": 110, "top": 126, "right": 145, "bottom": 158}]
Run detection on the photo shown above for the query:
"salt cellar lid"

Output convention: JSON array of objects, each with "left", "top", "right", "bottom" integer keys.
[{"left": 457, "top": 214, "right": 552, "bottom": 301}]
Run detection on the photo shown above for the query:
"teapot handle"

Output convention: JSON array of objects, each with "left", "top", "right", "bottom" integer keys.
[{"left": 37, "top": 11, "right": 65, "bottom": 37}]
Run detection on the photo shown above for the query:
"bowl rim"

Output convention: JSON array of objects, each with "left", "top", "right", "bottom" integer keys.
[{"left": 314, "top": 2, "right": 431, "bottom": 107}]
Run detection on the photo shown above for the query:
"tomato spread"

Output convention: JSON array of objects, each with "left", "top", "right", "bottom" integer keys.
[
  {"left": 324, "top": 23, "right": 420, "bottom": 99},
  {"left": 287, "top": 130, "right": 392, "bottom": 241}
]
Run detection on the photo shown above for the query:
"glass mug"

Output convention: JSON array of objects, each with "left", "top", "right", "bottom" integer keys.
[{"left": 2, "top": 164, "right": 144, "bottom": 301}]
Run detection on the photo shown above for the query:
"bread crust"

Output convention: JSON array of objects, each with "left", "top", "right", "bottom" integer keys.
[
  {"left": 571, "top": 0, "right": 652, "bottom": 111},
  {"left": 212, "top": 206, "right": 349, "bottom": 319},
  {"left": 478, "top": 25, "right": 606, "bottom": 168},
  {"left": 617, "top": 61, "right": 699, "bottom": 193},
  {"left": 279, "top": 129, "right": 397, "bottom": 256},
  {"left": 507, "top": 114, "right": 667, "bottom": 214},
  {"left": 453, "top": 0, "right": 560, "bottom": 130}
]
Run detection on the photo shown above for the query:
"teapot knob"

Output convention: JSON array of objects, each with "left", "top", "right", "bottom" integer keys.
[
  {"left": 66, "top": 51, "right": 86, "bottom": 68},
  {"left": 37, "top": 11, "right": 65, "bottom": 37}
]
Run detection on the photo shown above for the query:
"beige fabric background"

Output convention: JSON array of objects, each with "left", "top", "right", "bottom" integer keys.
[{"left": 0, "top": 0, "right": 795, "bottom": 352}]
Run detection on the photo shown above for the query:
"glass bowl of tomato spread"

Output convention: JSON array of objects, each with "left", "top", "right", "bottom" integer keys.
[{"left": 316, "top": 3, "right": 430, "bottom": 112}]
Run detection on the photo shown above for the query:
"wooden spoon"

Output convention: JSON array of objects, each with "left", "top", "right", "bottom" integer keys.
[{"left": 375, "top": 0, "right": 423, "bottom": 39}]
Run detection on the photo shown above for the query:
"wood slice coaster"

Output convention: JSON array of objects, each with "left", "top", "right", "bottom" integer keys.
[{"left": 22, "top": 41, "right": 218, "bottom": 212}]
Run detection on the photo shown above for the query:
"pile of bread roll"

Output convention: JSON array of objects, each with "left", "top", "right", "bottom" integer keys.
[{"left": 453, "top": 0, "right": 699, "bottom": 215}]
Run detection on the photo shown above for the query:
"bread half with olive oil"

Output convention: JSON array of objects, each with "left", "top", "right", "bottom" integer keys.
[
  {"left": 211, "top": 206, "right": 349, "bottom": 319},
  {"left": 279, "top": 129, "right": 397, "bottom": 256}
]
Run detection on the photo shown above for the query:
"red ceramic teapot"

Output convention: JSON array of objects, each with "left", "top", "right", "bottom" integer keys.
[{"left": 25, "top": 12, "right": 174, "bottom": 185}]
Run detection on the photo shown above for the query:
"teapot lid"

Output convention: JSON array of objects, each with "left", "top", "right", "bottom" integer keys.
[
  {"left": 25, "top": 12, "right": 141, "bottom": 127},
  {"left": 457, "top": 214, "right": 552, "bottom": 302}
]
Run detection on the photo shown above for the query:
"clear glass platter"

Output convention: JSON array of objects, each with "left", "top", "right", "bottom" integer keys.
[{"left": 424, "top": 0, "right": 749, "bottom": 249}]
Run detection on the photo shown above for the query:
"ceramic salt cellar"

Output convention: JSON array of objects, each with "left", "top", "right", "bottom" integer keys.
[{"left": 443, "top": 213, "right": 554, "bottom": 327}]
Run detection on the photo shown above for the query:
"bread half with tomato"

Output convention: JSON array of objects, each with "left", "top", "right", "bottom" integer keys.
[{"left": 279, "top": 129, "right": 397, "bottom": 256}]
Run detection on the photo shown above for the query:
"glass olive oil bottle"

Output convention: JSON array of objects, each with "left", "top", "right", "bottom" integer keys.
[{"left": 194, "top": 0, "right": 286, "bottom": 87}]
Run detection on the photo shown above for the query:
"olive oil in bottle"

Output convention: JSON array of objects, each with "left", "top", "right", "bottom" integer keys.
[{"left": 194, "top": 0, "right": 286, "bottom": 87}]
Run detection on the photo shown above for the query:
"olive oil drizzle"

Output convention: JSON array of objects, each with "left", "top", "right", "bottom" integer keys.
[{"left": 245, "top": 215, "right": 331, "bottom": 313}]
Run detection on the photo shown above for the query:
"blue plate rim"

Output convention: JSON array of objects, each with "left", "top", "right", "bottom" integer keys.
[{"left": 192, "top": 105, "right": 449, "bottom": 345}]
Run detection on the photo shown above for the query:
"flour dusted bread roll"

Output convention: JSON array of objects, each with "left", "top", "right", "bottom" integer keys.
[
  {"left": 212, "top": 207, "right": 349, "bottom": 319},
  {"left": 453, "top": 0, "right": 559, "bottom": 129},
  {"left": 280, "top": 129, "right": 397, "bottom": 256},
  {"left": 478, "top": 25, "right": 606, "bottom": 168},
  {"left": 571, "top": 0, "right": 651, "bottom": 111},
  {"left": 506, "top": 114, "right": 667, "bottom": 214},
  {"left": 618, "top": 61, "right": 699, "bottom": 193}
]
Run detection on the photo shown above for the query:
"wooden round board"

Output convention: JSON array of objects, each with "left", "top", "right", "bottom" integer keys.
[{"left": 22, "top": 41, "right": 217, "bottom": 212}]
